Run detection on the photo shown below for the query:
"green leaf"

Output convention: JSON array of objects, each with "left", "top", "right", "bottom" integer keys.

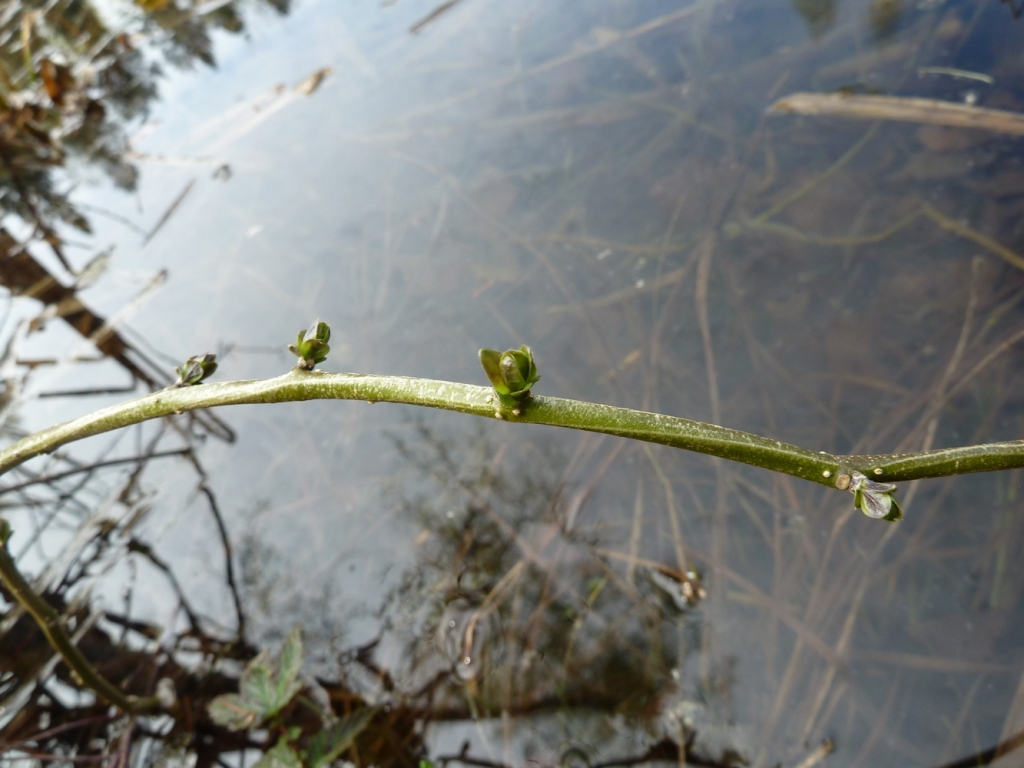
[
  {"left": 306, "top": 320, "right": 331, "bottom": 344},
  {"left": 882, "top": 495, "right": 903, "bottom": 523},
  {"left": 294, "top": 337, "right": 330, "bottom": 369},
  {"left": 276, "top": 624, "right": 304, "bottom": 706},
  {"left": 311, "top": 341, "right": 330, "bottom": 363},
  {"left": 479, "top": 349, "right": 509, "bottom": 395},
  {"left": 252, "top": 738, "right": 304, "bottom": 768},
  {"left": 174, "top": 353, "right": 218, "bottom": 387},
  {"left": 520, "top": 345, "right": 540, "bottom": 386},
  {"left": 481, "top": 346, "right": 542, "bottom": 406},
  {"left": 859, "top": 488, "right": 892, "bottom": 519},
  {"left": 208, "top": 693, "right": 262, "bottom": 731},
  {"left": 240, "top": 651, "right": 278, "bottom": 714},
  {"left": 847, "top": 471, "right": 902, "bottom": 522},
  {"left": 306, "top": 708, "right": 377, "bottom": 768},
  {"left": 207, "top": 628, "right": 307, "bottom": 730},
  {"left": 481, "top": 346, "right": 541, "bottom": 406},
  {"left": 500, "top": 351, "right": 527, "bottom": 391}
]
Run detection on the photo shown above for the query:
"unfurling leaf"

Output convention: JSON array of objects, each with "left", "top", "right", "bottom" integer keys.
[
  {"left": 174, "top": 353, "right": 217, "bottom": 386},
  {"left": 289, "top": 320, "right": 332, "bottom": 370},
  {"left": 848, "top": 471, "right": 902, "bottom": 522},
  {"left": 478, "top": 345, "right": 541, "bottom": 408},
  {"left": 479, "top": 349, "right": 508, "bottom": 395}
]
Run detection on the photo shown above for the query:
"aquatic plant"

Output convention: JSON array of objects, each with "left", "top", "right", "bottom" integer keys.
[{"left": 208, "top": 625, "right": 376, "bottom": 768}]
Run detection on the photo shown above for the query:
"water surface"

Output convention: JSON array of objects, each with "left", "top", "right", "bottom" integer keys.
[{"left": 2, "top": 1, "right": 1024, "bottom": 766}]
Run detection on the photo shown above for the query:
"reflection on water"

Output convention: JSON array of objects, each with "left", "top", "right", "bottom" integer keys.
[{"left": 2, "top": 0, "right": 1024, "bottom": 766}]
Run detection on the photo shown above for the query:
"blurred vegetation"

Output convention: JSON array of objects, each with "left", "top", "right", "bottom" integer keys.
[{"left": 0, "top": 0, "right": 289, "bottom": 259}]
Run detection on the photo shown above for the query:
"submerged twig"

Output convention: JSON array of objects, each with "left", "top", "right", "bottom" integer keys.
[
  {"left": 769, "top": 92, "right": 1024, "bottom": 136},
  {"left": 741, "top": 204, "right": 1024, "bottom": 272}
]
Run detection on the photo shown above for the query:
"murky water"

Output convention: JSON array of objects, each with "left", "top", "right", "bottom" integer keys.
[{"left": 2, "top": 0, "right": 1024, "bottom": 766}]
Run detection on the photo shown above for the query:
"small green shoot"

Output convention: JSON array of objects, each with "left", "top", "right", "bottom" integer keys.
[
  {"left": 289, "top": 320, "right": 331, "bottom": 370},
  {"left": 174, "top": 353, "right": 218, "bottom": 387},
  {"left": 479, "top": 345, "right": 540, "bottom": 409},
  {"left": 209, "top": 624, "right": 375, "bottom": 768},
  {"left": 847, "top": 470, "right": 903, "bottom": 522},
  {"left": 208, "top": 624, "right": 304, "bottom": 730}
]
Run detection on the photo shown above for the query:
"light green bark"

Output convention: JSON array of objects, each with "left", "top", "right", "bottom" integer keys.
[{"left": 1, "top": 369, "right": 1022, "bottom": 488}]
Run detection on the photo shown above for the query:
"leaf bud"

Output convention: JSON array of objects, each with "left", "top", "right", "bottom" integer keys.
[
  {"left": 174, "top": 353, "right": 218, "bottom": 387},
  {"left": 288, "top": 319, "right": 332, "bottom": 370},
  {"left": 847, "top": 470, "right": 902, "bottom": 522},
  {"left": 479, "top": 345, "right": 541, "bottom": 408}
]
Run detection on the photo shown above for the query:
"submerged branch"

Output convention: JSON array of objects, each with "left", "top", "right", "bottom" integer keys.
[
  {"left": 0, "top": 369, "right": 1021, "bottom": 490},
  {"left": 769, "top": 92, "right": 1024, "bottom": 136}
]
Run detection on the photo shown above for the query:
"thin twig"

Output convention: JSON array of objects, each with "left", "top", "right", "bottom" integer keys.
[
  {"left": 0, "top": 715, "right": 114, "bottom": 751},
  {"left": 0, "top": 449, "right": 190, "bottom": 495}
]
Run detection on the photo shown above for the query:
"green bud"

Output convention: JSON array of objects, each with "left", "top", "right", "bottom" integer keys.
[
  {"left": 848, "top": 471, "right": 902, "bottom": 522},
  {"left": 479, "top": 345, "right": 541, "bottom": 408},
  {"left": 0, "top": 518, "right": 11, "bottom": 546},
  {"left": 306, "top": 319, "right": 330, "bottom": 344},
  {"left": 174, "top": 353, "right": 218, "bottom": 387},
  {"left": 288, "top": 319, "right": 332, "bottom": 370}
]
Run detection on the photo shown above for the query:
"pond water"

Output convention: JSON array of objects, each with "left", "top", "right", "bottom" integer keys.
[{"left": 2, "top": 0, "right": 1024, "bottom": 766}]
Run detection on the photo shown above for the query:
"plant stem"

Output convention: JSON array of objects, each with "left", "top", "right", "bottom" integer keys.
[
  {"left": 2, "top": 367, "right": 1023, "bottom": 710},
  {"left": 0, "top": 369, "right": 1021, "bottom": 488},
  {"left": 0, "top": 522, "right": 162, "bottom": 713}
]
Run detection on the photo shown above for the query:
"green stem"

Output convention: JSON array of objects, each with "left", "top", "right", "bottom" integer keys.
[
  {"left": 0, "top": 369, "right": 1021, "bottom": 488},
  {"left": 2, "top": 368, "right": 1022, "bottom": 710},
  {"left": 0, "top": 522, "right": 162, "bottom": 713}
]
